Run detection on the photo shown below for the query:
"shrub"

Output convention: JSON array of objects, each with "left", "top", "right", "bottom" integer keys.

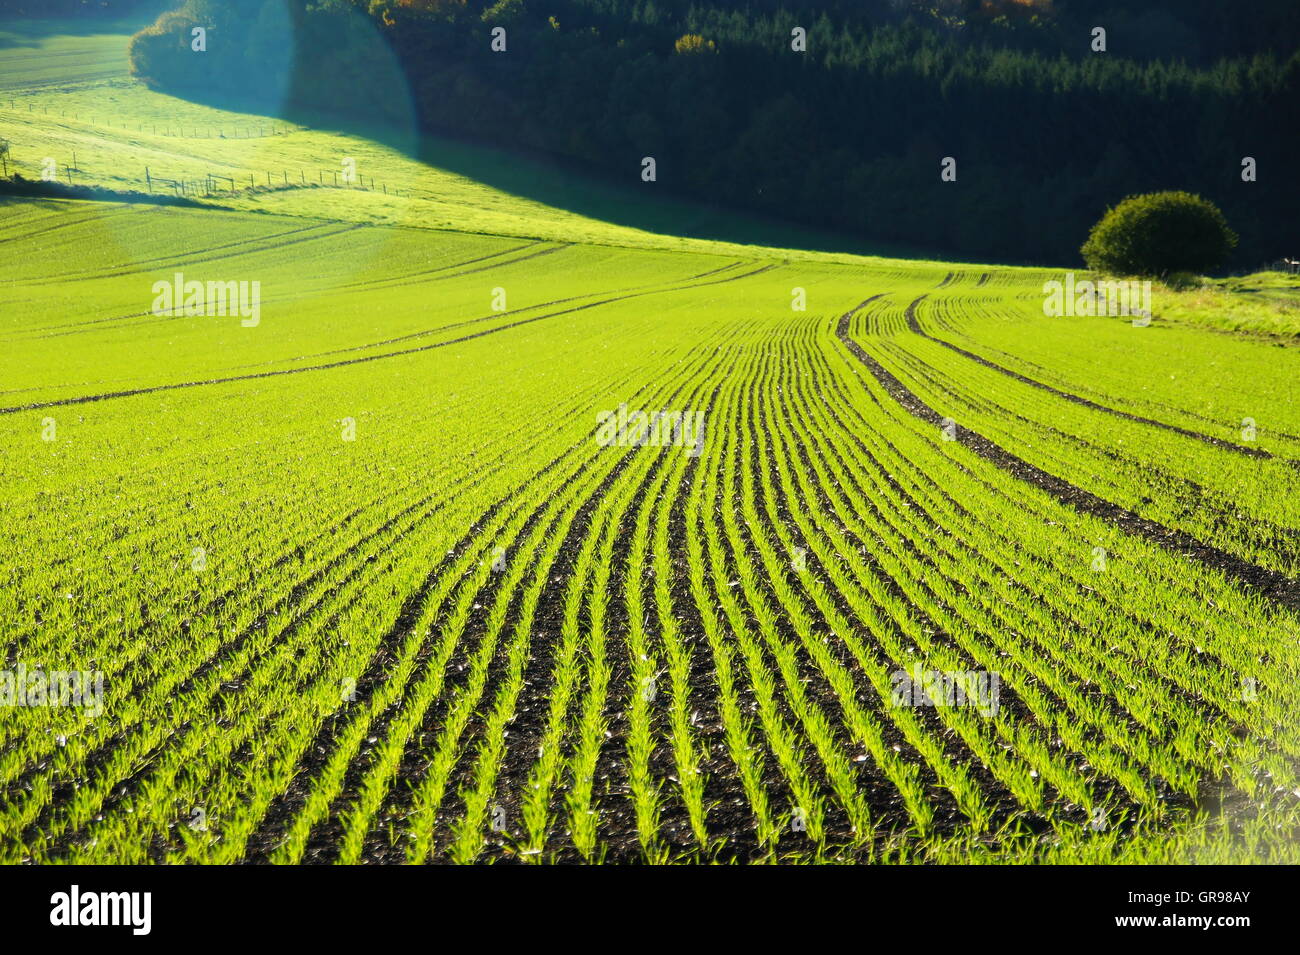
[
  {"left": 1163, "top": 271, "right": 1202, "bottom": 291},
  {"left": 127, "top": 11, "right": 199, "bottom": 90},
  {"left": 1081, "top": 191, "right": 1237, "bottom": 277}
]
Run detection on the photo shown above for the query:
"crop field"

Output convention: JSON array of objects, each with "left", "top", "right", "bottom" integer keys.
[{"left": 2, "top": 23, "right": 1300, "bottom": 865}]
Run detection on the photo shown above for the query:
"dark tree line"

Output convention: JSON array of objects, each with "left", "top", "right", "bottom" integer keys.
[{"left": 128, "top": 0, "right": 1299, "bottom": 267}]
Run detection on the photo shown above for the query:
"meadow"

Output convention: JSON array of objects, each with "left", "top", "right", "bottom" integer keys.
[{"left": 1, "top": 21, "right": 1299, "bottom": 864}]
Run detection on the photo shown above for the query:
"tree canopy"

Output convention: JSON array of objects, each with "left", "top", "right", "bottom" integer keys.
[{"left": 127, "top": 0, "right": 1299, "bottom": 267}]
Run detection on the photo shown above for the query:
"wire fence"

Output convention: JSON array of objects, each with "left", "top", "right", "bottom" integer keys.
[
  {"left": 0, "top": 150, "right": 406, "bottom": 199},
  {"left": 146, "top": 164, "right": 399, "bottom": 197},
  {"left": 1, "top": 99, "right": 409, "bottom": 195}
]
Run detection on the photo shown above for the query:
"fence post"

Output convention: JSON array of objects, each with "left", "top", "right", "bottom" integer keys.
[{"left": 146, "top": 166, "right": 152, "bottom": 193}]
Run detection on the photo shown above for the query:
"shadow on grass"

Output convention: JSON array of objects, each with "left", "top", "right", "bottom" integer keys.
[
  {"left": 0, "top": 15, "right": 166, "bottom": 46},
  {"left": 155, "top": 78, "right": 957, "bottom": 261},
  {"left": 0, "top": 173, "right": 213, "bottom": 208},
  {"left": 302, "top": 109, "right": 946, "bottom": 260},
  {"left": 6, "top": 15, "right": 969, "bottom": 262}
]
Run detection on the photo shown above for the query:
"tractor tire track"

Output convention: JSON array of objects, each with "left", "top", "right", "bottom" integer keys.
[
  {"left": 905, "top": 295, "right": 1282, "bottom": 463},
  {"left": 0, "top": 263, "right": 776, "bottom": 416},
  {"left": 837, "top": 299, "right": 1300, "bottom": 611}
]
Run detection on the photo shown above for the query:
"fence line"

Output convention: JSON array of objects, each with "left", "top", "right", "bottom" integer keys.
[{"left": 0, "top": 151, "right": 404, "bottom": 199}]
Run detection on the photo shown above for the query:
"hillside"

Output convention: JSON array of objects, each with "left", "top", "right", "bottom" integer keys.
[
  {"left": 122, "top": 0, "right": 1300, "bottom": 267},
  {"left": 2, "top": 19, "right": 1300, "bottom": 866}
]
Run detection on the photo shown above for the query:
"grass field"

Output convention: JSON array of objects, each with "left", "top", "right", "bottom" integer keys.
[{"left": 2, "top": 22, "right": 1300, "bottom": 865}]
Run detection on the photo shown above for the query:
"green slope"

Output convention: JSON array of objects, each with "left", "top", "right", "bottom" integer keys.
[
  {"left": 0, "top": 20, "right": 945, "bottom": 261},
  {"left": 2, "top": 23, "right": 1299, "bottom": 866}
]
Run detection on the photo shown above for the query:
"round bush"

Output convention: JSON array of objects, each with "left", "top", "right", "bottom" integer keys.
[{"left": 1081, "top": 191, "right": 1237, "bottom": 277}]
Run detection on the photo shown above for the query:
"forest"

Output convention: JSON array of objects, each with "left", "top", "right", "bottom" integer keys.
[{"left": 110, "top": 0, "right": 1300, "bottom": 264}]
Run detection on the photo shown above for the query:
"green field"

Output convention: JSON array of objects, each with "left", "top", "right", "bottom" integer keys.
[{"left": 3, "top": 23, "right": 1300, "bottom": 865}]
